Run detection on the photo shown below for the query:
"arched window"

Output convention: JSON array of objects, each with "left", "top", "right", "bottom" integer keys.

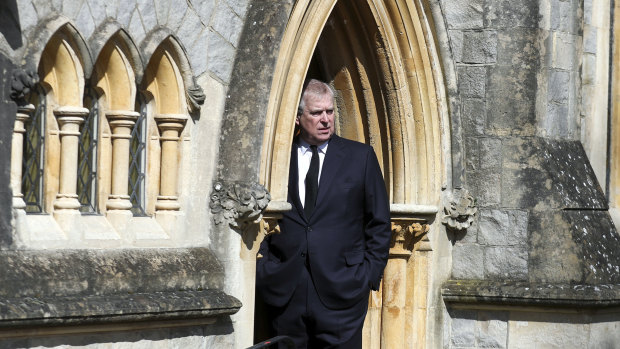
[{"left": 22, "top": 84, "right": 46, "bottom": 213}]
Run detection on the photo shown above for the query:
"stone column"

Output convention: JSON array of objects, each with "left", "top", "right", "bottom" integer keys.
[
  {"left": 411, "top": 223, "right": 431, "bottom": 349},
  {"left": 154, "top": 114, "right": 187, "bottom": 211},
  {"left": 381, "top": 219, "right": 415, "bottom": 349},
  {"left": 106, "top": 110, "right": 139, "bottom": 211},
  {"left": 11, "top": 104, "right": 34, "bottom": 210},
  {"left": 53, "top": 106, "right": 88, "bottom": 211}
]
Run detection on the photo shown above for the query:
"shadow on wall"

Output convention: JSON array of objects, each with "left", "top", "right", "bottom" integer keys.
[
  {"left": 0, "top": 317, "right": 235, "bottom": 347},
  {"left": 0, "top": 0, "right": 22, "bottom": 50}
]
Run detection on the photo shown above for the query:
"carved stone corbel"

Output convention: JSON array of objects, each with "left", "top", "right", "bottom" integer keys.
[
  {"left": 442, "top": 188, "right": 478, "bottom": 231},
  {"left": 390, "top": 219, "right": 430, "bottom": 258},
  {"left": 10, "top": 69, "right": 39, "bottom": 106},
  {"left": 210, "top": 181, "right": 271, "bottom": 233}
]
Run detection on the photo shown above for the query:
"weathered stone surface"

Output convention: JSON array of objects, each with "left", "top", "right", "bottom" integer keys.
[
  {"left": 0, "top": 248, "right": 225, "bottom": 297},
  {"left": 449, "top": 310, "right": 477, "bottom": 347},
  {"left": 15, "top": 0, "right": 37, "bottom": 30},
  {"left": 501, "top": 138, "right": 607, "bottom": 210},
  {"left": 0, "top": 53, "right": 15, "bottom": 248},
  {"left": 467, "top": 168, "right": 501, "bottom": 206},
  {"left": 207, "top": 30, "right": 236, "bottom": 83},
  {"left": 458, "top": 65, "right": 486, "bottom": 98},
  {"left": 509, "top": 312, "right": 589, "bottom": 349},
  {"left": 552, "top": 32, "right": 576, "bottom": 70},
  {"left": 462, "top": 98, "right": 485, "bottom": 136},
  {"left": 479, "top": 138, "right": 501, "bottom": 169},
  {"left": 75, "top": 3, "right": 96, "bottom": 39},
  {"left": 117, "top": 1, "right": 135, "bottom": 27},
  {"left": 548, "top": 69, "right": 570, "bottom": 104},
  {"left": 442, "top": 280, "right": 620, "bottom": 307},
  {"left": 167, "top": 0, "right": 189, "bottom": 30},
  {"left": 188, "top": 28, "right": 210, "bottom": 76},
  {"left": 452, "top": 244, "right": 484, "bottom": 279},
  {"left": 477, "top": 311, "right": 507, "bottom": 348},
  {"left": 0, "top": 248, "right": 240, "bottom": 327},
  {"left": 177, "top": 8, "right": 203, "bottom": 52},
  {"left": 128, "top": 9, "right": 147, "bottom": 45},
  {"left": 449, "top": 30, "right": 464, "bottom": 62},
  {"left": 226, "top": 0, "right": 250, "bottom": 18},
  {"left": 529, "top": 210, "right": 620, "bottom": 284},
  {"left": 192, "top": 0, "right": 216, "bottom": 25},
  {"left": 478, "top": 209, "right": 528, "bottom": 246},
  {"left": 216, "top": 0, "right": 295, "bottom": 181},
  {"left": 462, "top": 30, "right": 497, "bottom": 64},
  {"left": 485, "top": 0, "right": 540, "bottom": 29},
  {"left": 486, "top": 29, "right": 539, "bottom": 137},
  {"left": 154, "top": 0, "right": 170, "bottom": 25},
  {"left": 211, "top": 2, "right": 244, "bottom": 46},
  {"left": 441, "top": 0, "right": 484, "bottom": 29},
  {"left": 137, "top": 0, "right": 158, "bottom": 33},
  {"left": 32, "top": 0, "right": 55, "bottom": 20},
  {"left": 484, "top": 246, "right": 528, "bottom": 279}
]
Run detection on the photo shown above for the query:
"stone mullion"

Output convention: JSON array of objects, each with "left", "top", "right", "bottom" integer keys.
[
  {"left": 106, "top": 110, "right": 139, "bottom": 211},
  {"left": 155, "top": 114, "right": 187, "bottom": 211},
  {"left": 11, "top": 104, "right": 34, "bottom": 210},
  {"left": 53, "top": 106, "right": 88, "bottom": 210}
]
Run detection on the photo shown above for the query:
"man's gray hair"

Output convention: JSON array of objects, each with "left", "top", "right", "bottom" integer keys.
[{"left": 297, "top": 79, "right": 335, "bottom": 116}]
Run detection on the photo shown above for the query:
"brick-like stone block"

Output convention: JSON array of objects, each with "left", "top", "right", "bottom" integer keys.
[
  {"left": 137, "top": 0, "right": 158, "bottom": 32},
  {"left": 465, "top": 137, "right": 480, "bottom": 171},
  {"left": 211, "top": 2, "right": 244, "bottom": 46},
  {"left": 449, "top": 30, "right": 464, "bottom": 63},
  {"left": 462, "top": 30, "right": 497, "bottom": 64},
  {"left": 478, "top": 209, "right": 528, "bottom": 246},
  {"left": 485, "top": 0, "right": 539, "bottom": 29},
  {"left": 479, "top": 138, "right": 501, "bottom": 169},
  {"left": 207, "top": 30, "right": 236, "bottom": 83},
  {"left": 450, "top": 310, "right": 477, "bottom": 347},
  {"left": 452, "top": 244, "right": 484, "bottom": 279},
  {"left": 458, "top": 66, "right": 486, "bottom": 98},
  {"left": 227, "top": 0, "right": 250, "bottom": 18},
  {"left": 467, "top": 169, "right": 501, "bottom": 206},
  {"left": 442, "top": 0, "right": 484, "bottom": 30},
  {"left": 547, "top": 70, "right": 570, "bottom": 104},
  {"left": 75, "top": 3, "right": 95, "bottom": 39},
  {"left": 509, "top": 313, "right": 590, "bottom": 349},
  {"left": 168, "top": 0, "right": 189, "bottom": 30},
  {"left": 484, "top": 246, "right": 528, "bottom": 279},
  {"left": 582, "top": 53, "right": 596, "bottom": 85},
  {"left": 462, "top": 98, "right": 485, "bottom": 136},
  {"left": 477, "top": 311, "right": 508, "bottom": 348},
  {"left": 552, "top": 32, "right": 576, "bottom": 70},
  {"left": 583, "top": 25, "right": 597, "bottom": 54}
]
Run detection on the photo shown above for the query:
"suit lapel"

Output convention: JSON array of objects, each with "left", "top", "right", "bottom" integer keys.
[
  {"left": 288, "top": 140, "right": 306, "bottom": 222},
  {"left": 314, "top": 135, "right": 346, "bottom": 211}
]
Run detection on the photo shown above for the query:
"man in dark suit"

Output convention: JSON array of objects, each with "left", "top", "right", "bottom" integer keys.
[{"left": 256, "top": 79, "right": 391, "bottom": 348}]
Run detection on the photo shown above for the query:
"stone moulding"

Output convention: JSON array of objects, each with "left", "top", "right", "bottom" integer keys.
[
  {"left": 210, "top": 181, "right": 271, "bottom": 232},
  {"left": 442, "top": 188, "right": 477, "bottom": 230},
  {"left": 442, "top": 280, "right": 620, "bottom": 308},
  {"left": 0, "top": 248, "right": 240, "bottom": 332}
]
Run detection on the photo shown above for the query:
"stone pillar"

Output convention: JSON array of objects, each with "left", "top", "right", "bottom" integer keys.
[
  {"left": 53, "top": 106, "right": 88, "bottom": 211},
  {"left": 154, "top": 114, "right": 187, "bottom": 211},
  {"left": 381, "top": 220, "right": 416, "bottom": 349},
  {"left": 106, "top": 110, "right": 139, "bottom": 211},
  {"left": 411, "top": 223, "right": 431, "bottom": 349},
  {"left": 11, "top": 104, "right": 34, "bottom": 210}
]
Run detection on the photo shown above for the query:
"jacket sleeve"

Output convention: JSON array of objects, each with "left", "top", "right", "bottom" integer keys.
[{"left": 363, "top": 147, "right": 391, "bottom": 290}]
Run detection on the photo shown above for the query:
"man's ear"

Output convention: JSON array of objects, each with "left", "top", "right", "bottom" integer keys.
[{"left": 295, "top": 116, "right": 300, "bottom": 126}]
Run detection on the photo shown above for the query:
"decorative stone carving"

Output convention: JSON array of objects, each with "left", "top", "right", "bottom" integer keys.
[
  {"left": 210, "top": 181, "right": 271, "bottom": 231},
  {"left": 442, "top": 188, "right": 477, "bottom": 230},
  {"left": 186, "top": 83, "right": 206, "bottom": 113},
  {"left": 10, "top": 69, "right": 39, "bottom": 105},
  {"left": 390, "top": 219, "right": 430, "bottom": 258}
]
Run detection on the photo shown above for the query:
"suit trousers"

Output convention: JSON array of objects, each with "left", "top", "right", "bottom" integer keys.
[{"left": 267, "top": 262, "right": 369, "bottom": 349}]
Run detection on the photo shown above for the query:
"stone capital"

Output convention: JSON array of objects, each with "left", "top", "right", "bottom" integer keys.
[
  {"left": 390, "top": 218, "right": 430, "bottom": 258},
  {"left": 210, "top": 181, "right": 271, "bottom": 232}
]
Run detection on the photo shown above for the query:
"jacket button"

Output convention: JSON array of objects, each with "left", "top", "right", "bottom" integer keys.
[
  {"left": 307, "top": 227, "right": 312, "bottom": 232},
  {"left": 301, "top": 252, "right": 306, "bottom": 258}
]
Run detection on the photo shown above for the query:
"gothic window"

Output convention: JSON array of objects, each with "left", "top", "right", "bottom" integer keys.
[
  {"left": 22, "top": 84, "right": 46, "bottom": 213},
  {"left": 78, "top": 86, "right": 99, "bottom": 213},
  {"left": 129, "top": 93, "right": 147, "bottom": 216}
]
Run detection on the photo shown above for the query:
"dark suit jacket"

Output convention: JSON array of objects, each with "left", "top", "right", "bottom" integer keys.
[{"left": 257, "top": 135, "right": 391, "bottom": 310}]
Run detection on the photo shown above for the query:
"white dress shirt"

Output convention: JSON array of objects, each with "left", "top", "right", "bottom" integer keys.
[{"left": 297, "top": 139, "right": 329, "bottom": 207}]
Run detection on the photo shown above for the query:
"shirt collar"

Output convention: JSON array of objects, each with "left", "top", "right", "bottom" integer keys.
[{"left": 299, "top": 138, "right": 329, "bottom": 155}]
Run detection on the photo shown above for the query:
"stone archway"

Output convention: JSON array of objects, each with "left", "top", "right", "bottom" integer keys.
[{"left": 257, "top": 0, "right": 449, "bottom": 347}]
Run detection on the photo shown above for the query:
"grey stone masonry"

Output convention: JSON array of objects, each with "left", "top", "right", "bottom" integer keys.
[{"left": 0, "top": 53, "right": 16, "bottom": 248}]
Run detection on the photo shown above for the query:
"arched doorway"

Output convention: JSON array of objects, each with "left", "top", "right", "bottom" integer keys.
[{"left": 257, "top": 0, "right": 448, "bottom": 347}]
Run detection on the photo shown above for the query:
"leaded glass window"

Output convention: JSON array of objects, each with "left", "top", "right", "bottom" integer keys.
[
  {"left": 22, "top": 84, "right": 46, "bottom": 213},
  {"left": 77, "top": 86, "right": 98, "bottom": 213},
  {"left": 129, "top": 94, "right": 147, "bottom": 216}
]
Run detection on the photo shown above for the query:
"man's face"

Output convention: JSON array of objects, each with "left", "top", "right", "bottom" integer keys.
[{"left": 296, "top": 93, "right": 335, "bottom": 145}]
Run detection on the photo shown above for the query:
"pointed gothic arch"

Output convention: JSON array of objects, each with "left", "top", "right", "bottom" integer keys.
[{"left": 256, "top": 0, "right": 449, "bottom": 347}]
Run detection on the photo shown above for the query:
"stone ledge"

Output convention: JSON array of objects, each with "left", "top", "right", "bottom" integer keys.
[
  {"left": 0, "top": 289, "right": 241, "bottom": 328},
  {"left": 442, "top": 280, "right": 620, "bottom": 308}
]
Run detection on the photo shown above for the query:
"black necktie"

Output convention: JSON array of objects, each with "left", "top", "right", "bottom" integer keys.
[{"left": 304, "top": 145, "right": 319, "bottom": 218}]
